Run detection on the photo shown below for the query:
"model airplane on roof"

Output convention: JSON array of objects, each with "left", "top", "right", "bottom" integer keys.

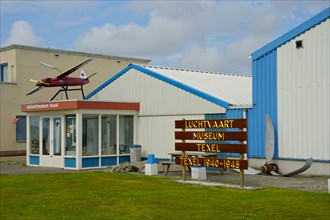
[{"left": 26, "top": 59, "right": 96, "bottom": 100}]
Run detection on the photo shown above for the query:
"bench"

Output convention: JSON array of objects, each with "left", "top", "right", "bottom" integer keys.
[{"left": 160, "top": 161, "right": 175, "bottom": 175}]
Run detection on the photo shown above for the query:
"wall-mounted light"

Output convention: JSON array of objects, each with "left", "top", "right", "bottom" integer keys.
[{"left": 295, "top": 40, "right": 303, "bottom": 49}]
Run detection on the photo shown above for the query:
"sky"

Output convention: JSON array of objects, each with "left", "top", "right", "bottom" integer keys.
[{"left": 1, "top": 0, "right": 329, "bottom": 75}]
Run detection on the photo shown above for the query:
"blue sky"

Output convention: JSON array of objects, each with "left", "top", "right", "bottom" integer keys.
[{"left": 1, "top": 1, "right": 329, "bottom": 75}]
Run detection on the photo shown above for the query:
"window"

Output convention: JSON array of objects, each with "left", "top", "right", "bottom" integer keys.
[
  {"left": 16, "top": 116, "right": 26, "bottom": 142},
  {"left": 30, "top": 116, "right": 40, "bottom": 154},
  {"left": 65, "top": 115, "right": 76, "bottom": 156},
  {"left": 101, "top": 115, "right": 116, "bottom": 155},
  {"left": 53, "top": 117, "right": 61, "bottom": 156},
  {"left": 77, "top": 114, "right": 134, "bottom": 157},
  {"left": 42, "top": 118, "right": 50, "bottom": 155},
  {"left": 0, "top": 63, "right": 8, "bottom": 82},
  {"left": 82, "top": 114, "right": 99, "bottom": 156},
  {"left": 119, "top": 116, "right": 133, "bottom": 154}
]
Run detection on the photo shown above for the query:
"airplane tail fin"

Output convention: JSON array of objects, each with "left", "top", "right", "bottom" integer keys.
[
  {"left": 80, "top": 70, "right": 97, "bottom": 79},
  {"left": 80, "top": 70, "right": 88, "bottom": 79}
]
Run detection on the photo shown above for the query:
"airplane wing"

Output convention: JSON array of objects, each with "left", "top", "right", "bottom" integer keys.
[
  {"left": 56, "top": 59, "right": 92, "bottom": 79},
  {"left": 26, "top": 86, "right": 44, "bottom": 95}
]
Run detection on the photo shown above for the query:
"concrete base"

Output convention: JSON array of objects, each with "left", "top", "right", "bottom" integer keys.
[
  {"left": 145, "top": 163, "right": 158, "bottom": 176},
  {"left": 191, "top": 167, "right": 207, "bottom": 180}
]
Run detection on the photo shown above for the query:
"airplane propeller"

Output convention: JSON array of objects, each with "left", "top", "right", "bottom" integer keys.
[
  {"left": 265, "top": 114, "right": 275, "bottom": 164},
  {"left": 262, "top": 114, "right": 314, "bottom": 176},
  {"left": 260, "top": 114, "right": 279, "bottom": 174},
  {"left": 29, "top": 79, "right": 50, "bottom": 86}
]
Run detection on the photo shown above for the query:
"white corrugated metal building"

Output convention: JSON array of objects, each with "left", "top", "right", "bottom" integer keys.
[
  {"left": 86, "top": 64, "right": 252, "bottom": 160},
  {"left": 249, "top": 7, "right": 329, "bottom": 175}
]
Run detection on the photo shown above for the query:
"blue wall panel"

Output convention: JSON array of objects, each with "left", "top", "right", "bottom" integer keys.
[
  {"left": 119, "top": 155, "right": 130, "bottom": 163},
  {"left": 101, "top": 157, "right": 117, "bottom": 166},
  {"left": 64, "top": 158, "right": 76, "bottom": 168},
  {"left": 82, "top": 157, "right": 99, "bottom": 168},
  {"left": 29, "top": 155, "right": 39, "bottom": 165},
  {"left": 248, "top": 50, "right": 278, "bottom": 159},
  {"left": 205, "top": 109, "right": 244, "bottom": 121}
]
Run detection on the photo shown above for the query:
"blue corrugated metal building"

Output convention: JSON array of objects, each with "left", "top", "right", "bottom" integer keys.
[{"left": 248, "top": 8, "right": 329, "bottom": 175}]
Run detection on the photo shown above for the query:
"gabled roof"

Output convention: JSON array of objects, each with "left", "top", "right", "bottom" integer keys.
[
  {"left": 85, "top": 64, "right": 252, "bottom": 109},
  {"left": 252, "top": 7, "right": 330, "bottom": 60}
]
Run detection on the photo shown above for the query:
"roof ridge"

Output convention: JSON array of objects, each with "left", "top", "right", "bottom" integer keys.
[{"left": 139, "top": 64, "right": 251, "bottom": 78}]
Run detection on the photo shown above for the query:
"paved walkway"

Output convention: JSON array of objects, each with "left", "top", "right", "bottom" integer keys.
[
  {"left": 0, "top": 156, "right": 76, "bottom": 175},
  {"left": 165, "top": 170, "right": 329, "bottom": 193},
  {"left": 1, "top": 157, "right": 329, "bottom": 193}
]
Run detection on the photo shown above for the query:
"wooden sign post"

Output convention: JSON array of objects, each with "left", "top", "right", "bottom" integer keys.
[{"left": 175, "top": 119, "right": 248, "bottom": 187}]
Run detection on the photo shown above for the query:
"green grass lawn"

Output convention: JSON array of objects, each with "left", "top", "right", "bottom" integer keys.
[{"left": 1, "top": 172, "right": 329, "bottom": 219}]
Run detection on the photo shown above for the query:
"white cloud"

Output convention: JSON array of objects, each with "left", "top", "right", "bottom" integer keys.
[
  {"left": 0, "top": 1, "right": 39, "bottom": 13},
  {"left": 58, "top": 16, "right": 93, "bottom": 28},
  {"left": 1, "top": 1, "right": 94, "bottom": 14},
  {"left": 74, "top": 1, "right": 329, "bottom": 75},
  {"left": 180, "top": 44, "right": 223, "bottom": 72},
  {"left": 75, "top": 16, "right": 191, "bottom": 56},
  {"left": 4, "top": 21, "right": 42, "bottom": 46}
]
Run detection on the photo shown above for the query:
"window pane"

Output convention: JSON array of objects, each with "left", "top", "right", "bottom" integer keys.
[
  {"left": 0, "top": 64, "right": 8, "bottom": 82},
  {"left": 42, "top": 118, "right": 50, "bottom": 155},
  {"left": 65, "top": 115, "right": 76, "bottom": 156},
  {"left": 16, "top": 116, "right": 27, "bottom": 142},
  {"left": 119, "top": 116, "right": 133, "bottom": 154},
  {"left": 53, "top": 117, "right": 61, "bottom": 156},
  {"left": 82, "top": 115, "right": 99, "bottom": 156},
  {"left": 101, "top": 115, "right": 116, "bottom": 155},
  {"left": 30, "top": 116, "right": 40, "bottom": 154}
]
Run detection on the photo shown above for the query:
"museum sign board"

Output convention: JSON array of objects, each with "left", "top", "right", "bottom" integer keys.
[{"left": 174, "top": 119, "right": 248, "bottom": 187}]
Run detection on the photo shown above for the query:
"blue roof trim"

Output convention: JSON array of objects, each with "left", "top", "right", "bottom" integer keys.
[
  {"left": 252, "top": 7, "right": 330, "bottom": 60},
  {"left": 85, "top": 64, "right": 231, "bottom": 108},
  {"left": 131, "top": 64, "right": 231, "bottom": 108},
  {"left": 85, "top": 65, "right": 133, "bottom": 99}
]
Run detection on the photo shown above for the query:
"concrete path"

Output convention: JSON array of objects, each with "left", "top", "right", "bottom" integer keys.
[
  {"left": 0, "top": 156, "right": 76, "bottom": 175},
  {"left": 165, "top": 170, "right": 329, "bottom": 193}
]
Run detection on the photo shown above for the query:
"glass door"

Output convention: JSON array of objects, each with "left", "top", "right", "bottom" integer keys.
[{"left": 40, "top": 116, "right": 63, "bottom": 167}]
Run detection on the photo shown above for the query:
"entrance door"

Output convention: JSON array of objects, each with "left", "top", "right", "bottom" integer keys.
[{"left": 40, "top": 117, "right": 63, "bottom": 167}]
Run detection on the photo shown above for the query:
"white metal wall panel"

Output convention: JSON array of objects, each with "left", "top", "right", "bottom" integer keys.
[
  {"left": 91, "top": 69, "right": 227, "bottom": 116},
  {"left": 143, "top": 66, "right": 252, "bottom": 106},
  {"left": 277, "top": 19, "right": 330, "bottom": 160},
  {"left": 137, "top": 115, "right": 204, "bottom": 159}
]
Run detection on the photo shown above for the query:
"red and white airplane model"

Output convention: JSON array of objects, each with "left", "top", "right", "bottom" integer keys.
[{"left": 26, "top": 59, "right": 96, "bottom": 100}]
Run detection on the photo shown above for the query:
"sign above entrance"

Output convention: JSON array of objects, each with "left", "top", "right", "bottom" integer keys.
[{"left": 22, "top": 100, "right": 140, "bottom": 112}]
